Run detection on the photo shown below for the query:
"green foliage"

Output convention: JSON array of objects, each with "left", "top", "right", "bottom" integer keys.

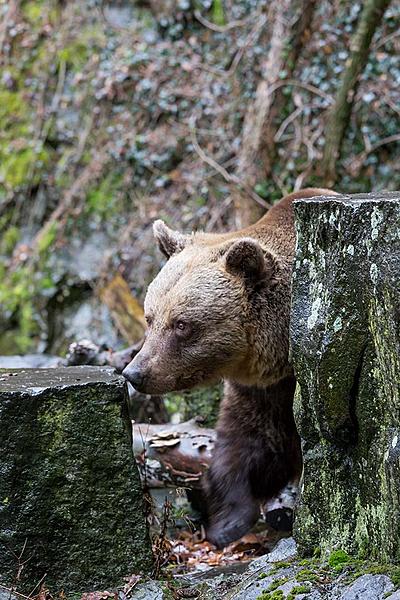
[
  {"left": 22, "top": 0, "right": 46, "bottom": 24},
  {"left": 0, "top": 226, "right": 20, "bottom": 256},
  {"left": 164, "top": 384, "right": 222, "bottom": 426},
  {"left": 0, "top": 90, "right": 50, "bottom": 189},
  {"left": 391, "top": 567, "right": 400, "bottom": 587},
  {"left": 38, "top": 223, "right": 57, "bottom": 255},
  {"left": 86, "top": 172, "right": 124, "bottom": 218},
  {"left": 212, "top": 0, "right": 225, "bottom": 26},
  {"left": 58, "top": 41, "right": 90, "bottom": 70}
]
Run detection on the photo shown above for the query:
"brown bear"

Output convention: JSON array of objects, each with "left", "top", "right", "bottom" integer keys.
[{"left": 123, "top": 187, "right": 337, "bottom": 548}]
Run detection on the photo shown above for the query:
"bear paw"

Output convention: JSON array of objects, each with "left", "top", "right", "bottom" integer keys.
[{"left": 206, "top": 503, "right": 260, "bottom": 549}]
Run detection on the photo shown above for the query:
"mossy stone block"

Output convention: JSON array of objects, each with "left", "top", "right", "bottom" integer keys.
[
  {"left": 0, "top": 366, "right": 152, "bottom": 593},
  {"left": 291, "top": 193, "right": 400, "bottom": 561}
]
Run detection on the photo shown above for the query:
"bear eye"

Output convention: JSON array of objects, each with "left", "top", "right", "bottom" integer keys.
[
  {"left": 175, "top": 320, "right": 186, "bottom": 332},
  {"left": 145, "top": 314, "right": 153, "bottom": 327}
]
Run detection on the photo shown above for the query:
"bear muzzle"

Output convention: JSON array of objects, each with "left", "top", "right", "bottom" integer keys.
[{"left": 122, "top": 364, "right": 148, "bottom": 392}]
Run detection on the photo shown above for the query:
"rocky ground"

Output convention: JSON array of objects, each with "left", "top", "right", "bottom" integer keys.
[
  {"left": 122, "top": 538, "right": 400, "bottom": 600},
  {"left": 1, "top": 524, "right": 400, "bottom": 599}
]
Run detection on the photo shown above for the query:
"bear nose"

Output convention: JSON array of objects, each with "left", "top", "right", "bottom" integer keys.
[{"left": 122, "top": 365, "right": 146, "bottom": 391}]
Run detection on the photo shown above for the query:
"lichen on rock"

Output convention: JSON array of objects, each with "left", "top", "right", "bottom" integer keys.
[
  {"left": 291, "top": 192, "right": 400, "bottom": 561},
  {"left": 0, "top": 366, "right": 152, "bottom": 593}
]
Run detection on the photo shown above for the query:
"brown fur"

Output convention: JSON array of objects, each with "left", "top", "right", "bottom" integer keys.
[{"left": 123, "top": 187, "right": 337, "bottom": 547}]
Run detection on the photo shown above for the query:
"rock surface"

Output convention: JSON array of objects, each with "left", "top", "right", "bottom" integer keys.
[
  {"left": 124, "top": 538, "right": 400, "bottom": 599},
  {"left": 0, "top": 366, "right": 152, "bottom": 593},
  {"left": 0, "top": 354, "right": 62, "bottom": 368},
  {"left": 291, "top": 193, "right": 400, "bottom": 560},
  {"left": 339, "top": 574, "right": 393, "bottom": 600}
]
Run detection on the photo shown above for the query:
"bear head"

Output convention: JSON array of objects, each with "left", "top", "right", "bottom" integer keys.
[{"left": 122, "top": 220, "right": 289, "bottom": 394}]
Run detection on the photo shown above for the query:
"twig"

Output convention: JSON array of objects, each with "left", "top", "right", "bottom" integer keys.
[
  {"left": 345, "top": 133, "right": 400, "bottom": 174},
  {"left": 225, "top": 14, "right": 267, "bottom": 77},
  {"left": 189, "top": 118, "right": 269, "bottom": 209},
  {"left": 194, "top": 9, "right": 255, "bottom": 33},
  {"left": 196, "top": 13, "right": 267, "bottom": 79},
  {"left": 206, "top": 197, "right": 233, "bottom": 232},
  {"left": 0, "top": 584, "right": 31, "bottom": 600},
  {"left": 28, "top": 573, "right": 47, "bottom": 598},
  {"left": 73, "top": 112, "right": 95, "bottom": 165},
  {"left": 374, "top": 29, "right": 400, "bottom": 49},
  {"left": 274, "top": 106, "right": 304, "bottom": 142},
  {"left": 382, "top": 93, "right": 400, "bottom": 118},
  {"left": 279, "top": 79, "right": 333, "bottom": 103}
]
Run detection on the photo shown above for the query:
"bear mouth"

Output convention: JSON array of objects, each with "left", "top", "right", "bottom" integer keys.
[{"left": 177, "top": 369, "right": 208, "bottom": 390}]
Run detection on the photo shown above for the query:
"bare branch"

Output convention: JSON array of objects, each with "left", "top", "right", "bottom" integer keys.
[
  {"left": 193, "top": 9, "right": 255, "bottom": 33},
  {"left": 189, "top": 118, "right": 269, "bottom": 210}
]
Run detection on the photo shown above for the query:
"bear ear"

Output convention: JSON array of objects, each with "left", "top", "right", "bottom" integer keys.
[
  {"left": 153, "top": 220, "right": 189, "bottom": 259},
  {"left": 225, "top": 238, "right": 279, "bottom": 283}
]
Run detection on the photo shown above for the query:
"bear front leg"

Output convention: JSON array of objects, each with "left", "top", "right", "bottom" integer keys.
[
  {"left": 203, "top": 376, "right": 301, "bottom": 548},
  {"left": 204, "top": 431, "right": 262, "bottom": 548}
]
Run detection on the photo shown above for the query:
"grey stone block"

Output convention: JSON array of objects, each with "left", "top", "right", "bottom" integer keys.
[{"left": 0, "top": 366, "right": 152, "bottom": 594}]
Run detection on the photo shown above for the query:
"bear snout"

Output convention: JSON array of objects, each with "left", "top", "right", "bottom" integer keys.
[{"left": 122, "top": 364, "right": 147, "bottom": 392}]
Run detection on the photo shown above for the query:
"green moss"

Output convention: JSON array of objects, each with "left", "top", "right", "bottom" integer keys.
[
  {"left": 268, "top": 577, "right": 289, "bottom": 591},
  {"left": 0, "top": 89, "right": 51, "bottom": 189},
  {"left": 296, "top": 568, "right": 320, "bottom": 583},
  {"left": 287, "top": 584, "right": 312, "bottom": 599},
  {"left": 1, "top": 146, "right": 50, "bottom": 187},
  {"left": 22, "top": 0, "right": 58, "bottom": 27},
  {"left": 86, "top": 172, "right": 123, "bottom": 217},
  {"left": 328, "top": 549, "right": 351, "bottom": 571},
  {"left": 256, "top": 591, "right": 284, "bottom": 600},
  {"left": 269, "top": 560, "right": 293, "bottom": 574},
  {"left": 22, "top": 0, "right": 45, "bottom": 24},
  {"left": 58, "top": 41, "right": 90, "bottom": 70},
  {"left": 38, "top": 223, "right": 57, "bottom": 255},
  {"left": 0, "top": 369, "right": 152, "bottom": 591},
  {"left": 57, "top": 28, "right": 105, "bottom": 70},
  {"left": 0, "top": 226, "right": 20, "bottom": 256}
]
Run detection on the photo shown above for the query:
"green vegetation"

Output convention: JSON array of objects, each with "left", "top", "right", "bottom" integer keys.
[
  {"left": 256, "top": 590, "right": 285, "bottom": 600},
  {"left": 165, "top": 384, "right": 222, "bottom": 426},
  {"left": 254, "top": 551, "right": 400, "bottom": 600},
  {"left": 212, "top": 0, "right": 225, "bottom": 25},
  {"left": 328, "top": 549, "right": 351, "bottom": 571},
  {"left": 287, "top": 585, "right": 311, "bottom": 599},
  {"left": 0, "top": 90, "right": 51, "bottom": 190}
]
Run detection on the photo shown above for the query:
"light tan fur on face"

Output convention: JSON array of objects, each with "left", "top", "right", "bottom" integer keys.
[
  {"left": 138, "top": 245, "right": 250, "bottom": 393},
  {"left": 125, "top": 188, "right": 337, "bottom": 394}
]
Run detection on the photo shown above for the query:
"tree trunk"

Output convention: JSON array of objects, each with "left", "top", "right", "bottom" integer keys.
[
  {"left": 320, "top": 0, "right": 391, "bottom": 186},
  {"left": 291, "top": 192, "right": 400, "bottom": 560},
  {"left": 235, "top": 0, "right": 317, "bottom": 227}
]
